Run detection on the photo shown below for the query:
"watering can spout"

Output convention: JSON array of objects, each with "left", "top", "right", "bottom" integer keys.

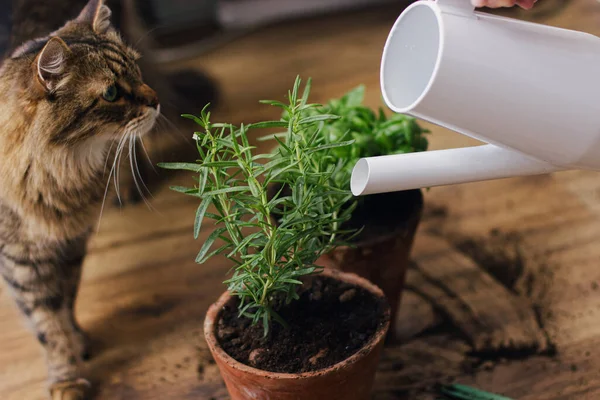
[{"left": 350, "top": 144, "right": 563, "bottom": 196}]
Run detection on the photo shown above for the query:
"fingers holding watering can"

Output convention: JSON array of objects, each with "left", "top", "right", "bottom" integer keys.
[{"left": 471, "top": 0, "right": 537, "bottom": 9}]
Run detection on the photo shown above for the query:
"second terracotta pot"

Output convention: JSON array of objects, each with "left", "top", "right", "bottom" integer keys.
[
  {"left": 319, "top": 189, "right": 423, "bottom": 341},
  {"left": 204, "top": 268, "right": 390, "bottom": 400}
]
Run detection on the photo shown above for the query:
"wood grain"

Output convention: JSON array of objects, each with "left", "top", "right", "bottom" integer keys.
[{"left": 1, "top": 0, "right": 600, "bottom": 399}]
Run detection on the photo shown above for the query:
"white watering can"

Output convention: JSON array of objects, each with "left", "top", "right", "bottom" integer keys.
[{"left": 350, "top": 0, "right": 600, "bottom": 196}]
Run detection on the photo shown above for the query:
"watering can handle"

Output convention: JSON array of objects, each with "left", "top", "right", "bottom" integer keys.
[{"left": 435, "top": 0, "right": 476, "bottom": 16}]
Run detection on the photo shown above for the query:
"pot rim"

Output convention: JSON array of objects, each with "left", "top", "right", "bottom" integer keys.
[{"left": 204, "top": 268, "right": 391, "bottom": 380}]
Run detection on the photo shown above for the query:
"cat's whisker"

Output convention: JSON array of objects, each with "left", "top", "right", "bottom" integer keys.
[
  {"left": 132, "top": 134, "right": 154, "bottom": 198},
  {"left": 103, "top": 134, "right": 118, "bottom": 175},
  {"left": 134, "top": 25, "right": 164, "bottom": 47},
  {"left": 110, "top": 140, "right": 123, "bottom": 207},
  {"left": 128, "top": 131, "right": 154, "bottom": 210},
  {"left": 138, "top": 135, "right": 157, "bottom": 174},
  {"left": 111, "top": 140, "right": 124, "bottom": 207},
  {"left": 158, "top": 114, "right": 188, "bottom": 143},
  {"left": 98, "top": 136, "right": 123, "bottom": 231},
  {"left": 111, "top": 132, "right": 130, "bottom": 207},
  {"left": 97, "top": 174, "right": 112, "bottom": 232},
  {"left": 114, "top": 131, "right": 131, "bottom": 205}
]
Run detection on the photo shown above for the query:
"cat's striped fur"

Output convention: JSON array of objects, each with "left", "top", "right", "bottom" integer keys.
[{"left": 0, "top": 1, "right": 159, "bottom": 398}]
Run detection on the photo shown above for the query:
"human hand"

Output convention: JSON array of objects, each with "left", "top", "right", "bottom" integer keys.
[{"left": 471, "top": 0, "right": 537, "bottom": 9}]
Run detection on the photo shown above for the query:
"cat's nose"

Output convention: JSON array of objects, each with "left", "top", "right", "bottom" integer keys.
[{"left": 138, "top": 84, "right": 159, "bottom": 109}]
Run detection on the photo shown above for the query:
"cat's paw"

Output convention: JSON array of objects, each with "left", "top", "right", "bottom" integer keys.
[{"left": 50, "top": 379, "right": 91, "bottom": 400}]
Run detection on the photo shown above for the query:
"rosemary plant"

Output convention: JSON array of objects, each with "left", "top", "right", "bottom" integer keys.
[{"left": 159, "top": 77, "right": 355, "bottom": 335}]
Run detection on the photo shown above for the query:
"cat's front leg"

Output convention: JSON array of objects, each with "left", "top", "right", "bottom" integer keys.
[{"left": 0, "top": 248, "right": 91, "bottom": 400}]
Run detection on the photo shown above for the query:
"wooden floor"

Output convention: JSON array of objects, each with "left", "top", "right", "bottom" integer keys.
[{"left": 2, "top": 1, "right": 600, "bottom": 399}]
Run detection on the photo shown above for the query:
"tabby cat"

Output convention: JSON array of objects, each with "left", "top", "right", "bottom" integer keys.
[{"left": 0, "top": 0, "right": 163, "bottom": 398}]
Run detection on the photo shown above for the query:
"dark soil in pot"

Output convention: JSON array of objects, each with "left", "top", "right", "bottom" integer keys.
[{"left": 216, "top": 275, "right": 389, "bottom": 373}]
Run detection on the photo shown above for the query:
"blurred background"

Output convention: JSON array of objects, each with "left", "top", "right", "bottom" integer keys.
[{"left": 0, "top": 0, "right": 402, "bottom": 58}]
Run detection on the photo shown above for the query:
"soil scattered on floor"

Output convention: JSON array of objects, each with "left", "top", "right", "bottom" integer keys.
[
  {"left": 453, "top": 229, "right": 525, "bottom": 292},
  {"left": 216, "top": 275, "right": 389, "bottom": 373}
]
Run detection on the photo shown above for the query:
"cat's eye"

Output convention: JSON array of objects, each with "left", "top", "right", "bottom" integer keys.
[{"left": 103, "top": 85, "right": 119, "bottom": 102}]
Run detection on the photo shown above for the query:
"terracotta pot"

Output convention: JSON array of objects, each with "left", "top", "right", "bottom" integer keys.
[
  {"left": 204, "top": 268, "right": 391, "bottom": 400},
  {"left": 318, "top": 189, "right": 423, "bottom": 342}
]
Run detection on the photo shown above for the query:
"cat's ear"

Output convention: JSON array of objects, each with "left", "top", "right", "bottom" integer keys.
[
  {"left": 36, "top": 37, "right": 71, "bottom": 92},
  {"left": 76, "top": 0, "right": 112, "bottom": 35}
]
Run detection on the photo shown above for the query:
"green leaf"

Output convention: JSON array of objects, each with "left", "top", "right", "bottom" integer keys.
[
  {"left": 203, "top": 186, "right": 250, "bottom": 196},
  {"left": 228, "top": 232, "right": 264, "bottom": 257},
  {"left": 259, "top": 99, "right": 289, "bottom": 109},
  {"left": 169, "top": 186, "right": 201, "bottom": 196},
  {"left": 196, "top": 227, "right": 227, "bottom": 264},
  {"left": 269, "top": 308, "right": 289, "bottom": 329},
  {"left": 378, "top": 107, "right": 387, "bottom": 122},
  {"left": 237, "top": 302, "right": 256, "bottom": 319},
  {"left": 211, "top": 122, "right": 235, "bottom": 129},
  {"left": 273, "top": 135, "right": 292, "bottom": 153},
  {"left": 257, "top": 132, "right": 287, "bottom": 142},
  {"left": 262, "top": 311, "right": 270, "bottom": 337},
  {"left": 199, "top": 161, "right": 239, "bottom": 168},
  {"left": 343, "top": 85, "right": 365, "bottom": 107},
  {"left": 198, "top": 168, "right": 209, "bottom": 194},
  {"left": 262, "top": 157, "right": 295, "bottom": 173},
  {"left": 269, "top": 161, "right": 301, "bottom": 181},
  {"left": 199, "top": 243, "right": 232, "bottom": 264},
  {"left": 252, "top": 153, "right": 277, "bottom": 161},
  {"left": 300, "top": 77, "right": 312, "bottom": 106},
  {"left": 307, "top": 139, "right": 355, "bottom": 153},
  {"left": 248, "top": 121, "right": 288, "bottom": 129},
  {"left": 193, "top": 196, "right": 212, "bottom": 239},
  {"left": 278, "top": 278, "right": 303, "bottom": 285},
  {"left": 158, "top": 162, "right": 202, "bottom": 172},
  {"left": 290, "top": 267, "right": 316, "bottom": 276},
  {"left": 298, "top": 114, "right": 340, "bottom": 125},
  {"left": 181, "top": 114, "right": 203, "bottom": 126},
  {"left": 290, "top": 75, "right": 301, "bottom": 104},
  {"left": 292, "top": 177, "right": 304, "bottom": 206},
  {"left": 247, "top": 179, "right": 261, "bottom": 198}
]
